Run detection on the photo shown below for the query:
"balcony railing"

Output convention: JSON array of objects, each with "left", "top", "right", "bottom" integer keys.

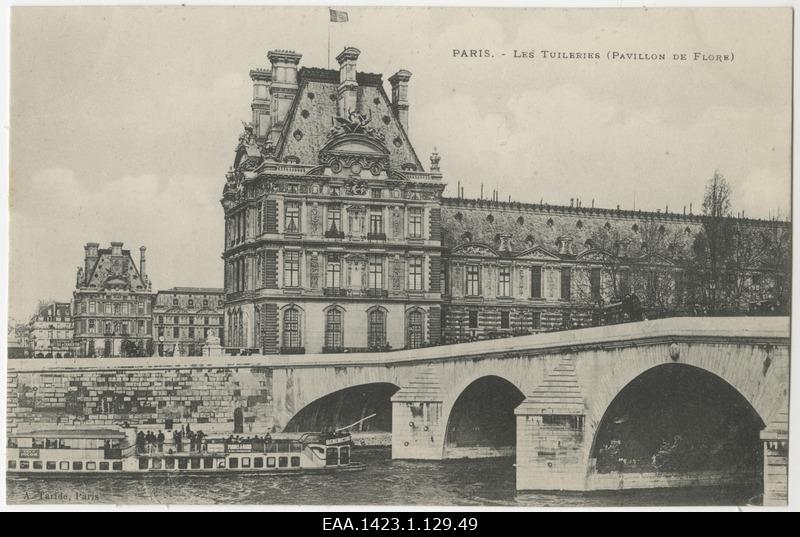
[
  {"left": 324, "top": 230, "right": 345, "bottom": 239},
  {"left": 366, "top": 288, "right": 389, "bottom": 298},
  {"left": 279, "top": 346, "right": 305, "bottom": 355},
  {"left": 323, "top": 288, "right": 348, "bottom": 297},
  {"left": 367, "top": 232, "right": 387, "bottom": 241}
]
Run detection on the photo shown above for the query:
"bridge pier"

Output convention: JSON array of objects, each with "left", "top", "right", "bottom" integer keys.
[
  {"left": 515, "top": 403, "right": 589, "bottom": 491},
  {"left": 761, "top": 411, "right": 789, "bottom": 506},
  {"left": 391, "top": 400, "right": 445, "bottom": 459}
]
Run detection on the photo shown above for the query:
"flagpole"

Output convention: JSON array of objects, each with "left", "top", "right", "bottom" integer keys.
[{"left": 328, "top": 20, "right": 331, "bottom": 70}]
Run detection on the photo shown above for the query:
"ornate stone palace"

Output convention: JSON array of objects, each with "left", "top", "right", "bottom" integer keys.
[
  {"left": 222, "top": 47, "right": 791, "bottom": 355},
  {"left": 73, "top": 242, "right": 155, "bottom": 357}
]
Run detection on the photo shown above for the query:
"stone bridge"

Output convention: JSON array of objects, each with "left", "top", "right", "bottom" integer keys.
[{"left": 6, "top": 317, "right": 789, "bottom": 503}]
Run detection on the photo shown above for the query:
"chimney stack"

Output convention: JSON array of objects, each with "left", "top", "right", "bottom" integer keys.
[
  {"left": 389, "top": 69, "right": 412, "bottom": 133},
  {"left": 267, "top": 49, "right": 302, "bottom": 137},
  {"left": 111, "top": 241, "right": 123, "bottom": 256},
  {"left": 556, "top": 236, "right": 573, "bottom": 255},
  {"left": 250, "top": 68, "right": 272, "bottom": 139},
  {"left": 139, "top": 246, "right": 147, "bottom": 281},
  {"left": 336, "top": 47, "right": 361, "bottom": 117},
  {"left": 84, "top": 242, "right": 99, "bottom": 284}
]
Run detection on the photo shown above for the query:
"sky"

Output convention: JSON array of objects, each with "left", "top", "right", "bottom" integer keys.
[{"left": 7, "top": 6, "right": 792, "bottom": 322}]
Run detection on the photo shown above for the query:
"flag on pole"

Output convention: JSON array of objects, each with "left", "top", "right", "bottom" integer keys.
[{"left": 330, "top": 9, "right": 349, "bottom": 22}]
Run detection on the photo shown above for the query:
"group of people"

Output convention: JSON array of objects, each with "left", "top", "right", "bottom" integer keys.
[
  {"left": 172, "top": 424, "right": 207, "bottom": 453},
  {"left": 135, "top": 430, "right": 165, "bottom": 454},
  {"left": 135, "top": 424, "right": 207, "bottom": 454},
  {"left": 223, "top": 433, "right": 273, "bottom": 450}
]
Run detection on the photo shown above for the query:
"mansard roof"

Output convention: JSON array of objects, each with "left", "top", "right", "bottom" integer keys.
[
  {"left": 82, "top": 248, "right": 148, "bottom": 292},
  {"left": 272, "top": 68, "right": 423, "bottom": 171}
]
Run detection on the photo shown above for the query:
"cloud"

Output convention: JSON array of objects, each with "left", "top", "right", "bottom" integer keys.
[{"left": 9, "top": 168, "right": 224, "bottom": 321}]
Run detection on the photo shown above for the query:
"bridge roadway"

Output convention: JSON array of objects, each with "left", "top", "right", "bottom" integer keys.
[{"left": 6, "top": 316, "right": 790, "bottom": 504}]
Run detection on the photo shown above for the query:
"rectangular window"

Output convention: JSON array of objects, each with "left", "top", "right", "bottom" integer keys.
[
  {"left": 47, "top": 461, "right": 57, "bottom": 470},
  {"left": 291, "top": 456, "right": 301, "bottom": 467},
  {"left": 254, "top": 457, "right": 264, "bottom": 468},
  {"left": 122, "top": 303, "right": 130, "bottom": 314},
  {"left": 326, "top": 256, "right": 341, "bottom": 289},
  {"left": 500, "top": 311, "right": 510, "bottom": 329},
  {"left": 532, "top": 312, "right": 541, "bottom": 330},
  {"left": 369, "top": 255, "right": 383, "bottom": 289},
  {"left": 468, "top": 310, "right": 478, "bottom": 329},
  {"left": 562, "top": 311, "right": 572, "bottom": 329},
  {"left": 173, "top": 327, "right": 179, "bottom": 338},
  {"left": 72, "top": 461, "right": 83, "bottom": 471},
  {"left": 326, "top": 205, "right": 342, "bottom": 234},
  {"left": 105, "top": 303, "right": 112, "bottom": 314},
  {"left": 408, "top": 208, "right": 423, "bottom": 238},
  {"left": 86, "top": 462, "right": 96, "bottom": 471},
  {"left": 99, "top": 462, "right": 109, "bottom": 471},
  {"left": 242, "top": 457, "right": 251, "bottom": 468},
  {"left": 81, "top": 302, "right": 87, "bottom": 313},
  {"left": 138, "top": 302, "right": 145, "bottom": 314},
  {"left": 228, "top": 457, "right": 239, "bottom": 469},
  {"left": 408, "top": 257, "right": 423, "bottom": 291},
  {"left": 591, "top": 268, "right": 602, "bottom": 302},
  {"left": 498, "top": 266, "right": 511, "bottom": 297},
  {"left": 531, "top": 267, "right": 542, "bottom": 298},
  {"left": 369, "top": 212, "right": 383, "bottom": 234},
  {"left": 267, "top": 457, "right": 276, "bottom": 468},
  {"left": 284, "top": 202, "right": 301, "bottom": 233},
  {"left": 561, "top": 267, "right": 572, "bottom": 300},
  {"left": 89, "top": 301, "right": 96, "bottom": 313},
  {"left": 34, "top": 461, "right": 43, "bottom": 470},
  {"left": 371, "top": 188, "right": 382, "bottom": 199},
  {"left": 466, "top": 265, "right": 481, "bottom": 296},
  {"left": 88, "top": 319, "right": 96, "bottom": 332},
  {"left": 283, "top": 251, "right": 300, "bottom": 287},
  {"left": 278, "top": 456, "right": 288, "bottom": 468},
  {"left": 188, "top": 327, "right": 195, "bottom": 338}
]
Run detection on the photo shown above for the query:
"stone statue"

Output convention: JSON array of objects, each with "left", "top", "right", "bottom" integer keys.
[
  {"left": 205, "top": 328, "right": 221, "bottom": 346},
  {"left": 76, "top": 267, "right": 84, "bottom": 286}
]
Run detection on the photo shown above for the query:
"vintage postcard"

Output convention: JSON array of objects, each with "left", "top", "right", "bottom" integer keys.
[{"left": 2, "top": 5, "right": 793, "bottom": 512}]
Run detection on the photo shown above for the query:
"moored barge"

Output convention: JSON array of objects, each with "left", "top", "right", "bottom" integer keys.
[{"left": 7, "top": 427, "right": 364, "bottom": 476}]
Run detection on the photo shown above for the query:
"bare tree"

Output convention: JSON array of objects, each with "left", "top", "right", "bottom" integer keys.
[{"left": 698, "top": 171, "right": 733, "bottom": 311}]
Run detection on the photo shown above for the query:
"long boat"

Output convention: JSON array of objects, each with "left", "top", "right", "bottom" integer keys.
[{"left": 6, "top": 427, "right": 365, "bottom": 476}]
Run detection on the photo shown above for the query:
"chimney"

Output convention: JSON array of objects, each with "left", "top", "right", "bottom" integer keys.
[
  {"left": 250, "top": 68, "right": 272, "bottom": 139},
  {"left": 499, "top": 234, "right": 513, "bottom": 252},
  {"left": 556, "top": 236, "right": 573, "bottom": 255},
  {"left": 267, "top": 49, "right": 302, "bottom": 136},
  {"left": 336, "top": 46, "right": 361, "bottom": 117},
  {"left": 139, "top": 246, "right": 147, "bottom": 281},
  {"left": 84, "top": 242, "right": 99, "bottom": 281},
  {"left": 389, "top": 69, "right": 412, "bottom": 133},
  {"left": 430, "top": 148, "right": 442, "bottom": 177},
  {"left": 111, "top": 241, "right": 123, "bottom": 256}
]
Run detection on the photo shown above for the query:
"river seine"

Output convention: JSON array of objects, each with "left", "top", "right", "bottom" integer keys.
[{"left": 6, "top": 449, "right": 758, "bottom": 507}]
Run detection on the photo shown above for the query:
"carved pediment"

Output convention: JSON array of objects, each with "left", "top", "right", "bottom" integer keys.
[
  {"left": 576, "top": 249, "right": 618, "bottom": 263},
  {"left": 514, "top": 246, "right": 561, "bottom": 261},
  {"left": 452, "top": 243, "right": 499, "bottom": 258},
  {"left": 320, "top": 133, "right": 390, "bottom": 176}
]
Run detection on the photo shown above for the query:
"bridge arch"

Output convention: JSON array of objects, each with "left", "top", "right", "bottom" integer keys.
[
  {"left": 284, "top": 382, "right": 400, "bottom": 433},
  {"left": 589, "top": 362, "right": 766, "bottom": 478},
  {"left": 442, "top": 374, "right": 525, "bottom": 459}
]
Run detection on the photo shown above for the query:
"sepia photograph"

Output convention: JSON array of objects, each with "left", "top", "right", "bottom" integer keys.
[{"left": 1, "top": 3, "right": 794, "bottom": 513}]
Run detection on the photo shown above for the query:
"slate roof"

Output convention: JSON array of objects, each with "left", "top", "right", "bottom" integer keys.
[
  {"left": 83, "top": 248, "right": 148, "bottom": 292},
  {"left": 274, "top": 67, "right": 423, "bottom": 171}
]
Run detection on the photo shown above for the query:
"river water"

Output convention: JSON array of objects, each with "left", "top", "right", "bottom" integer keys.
[{"left": 6, "top": 449, "right": 759, "bottom": 507}]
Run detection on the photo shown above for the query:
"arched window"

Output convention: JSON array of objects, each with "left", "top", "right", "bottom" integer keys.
[
  {"left": 407, "top": 310, "right": 425, "bottom": 349},
  {"left": 368, "top": 309, "right": 386, "bottom": 349},
  {"left": 325, "top": 309, "right": 343, "bottom": 350},
  {"left": 283, "top": 308, "right": 301, "bottom": 350}
]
